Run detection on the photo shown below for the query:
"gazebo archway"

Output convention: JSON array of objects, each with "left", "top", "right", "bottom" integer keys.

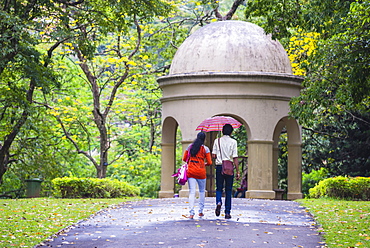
[{"left": 158, "top": 21, "right": 303, "bottom": 200}]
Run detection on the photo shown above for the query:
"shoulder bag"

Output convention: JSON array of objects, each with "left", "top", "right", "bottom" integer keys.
[{"left": 218, "top": 138, "right": 234, "bottom": 176}]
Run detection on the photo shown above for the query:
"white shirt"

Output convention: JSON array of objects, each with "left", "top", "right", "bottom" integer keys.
[{"left": 212, "top": 135, "right": 238, "bottom": 165}]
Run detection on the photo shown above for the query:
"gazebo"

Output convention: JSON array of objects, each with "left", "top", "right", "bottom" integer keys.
[{"left": 157, "top": 21, "right": 304, "bottom": 200}]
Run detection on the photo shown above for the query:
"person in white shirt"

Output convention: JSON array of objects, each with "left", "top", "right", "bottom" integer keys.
[{"left": 212, "top": 124, "right": 240, "bottom": 219}]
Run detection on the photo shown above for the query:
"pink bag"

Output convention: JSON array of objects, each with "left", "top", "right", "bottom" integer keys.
[
  {"left": 172, "top": 163, "right": 188, "bottom": 185},
  {"left": 172, "top": 146, "right": 191, "bottom": 185}
]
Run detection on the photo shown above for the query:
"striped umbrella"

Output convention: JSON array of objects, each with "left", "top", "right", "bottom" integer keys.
[{"left": 195, "top": 116, "right": 242, "bottom": 132}]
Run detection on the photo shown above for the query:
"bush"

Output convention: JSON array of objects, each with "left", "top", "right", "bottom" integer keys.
[
  {"left": 302, "top": 168, "right": 329, "bottom": 197},
  {"left": 309, "top": 176, "right": 370, "bottom": 200},
  {"left": 52, "top": 177, "right": 140, "bottom": 198}
]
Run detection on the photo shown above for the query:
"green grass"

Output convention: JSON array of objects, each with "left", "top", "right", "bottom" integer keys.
[
  {"left": 1, "top": 198, "right": 369, "bottom": 248},
  {"left": 0, "top": 197, "right": 138, "bottom": 247},
  {"left": 298, "top": 198, "right": 370, "bottom": 248}
]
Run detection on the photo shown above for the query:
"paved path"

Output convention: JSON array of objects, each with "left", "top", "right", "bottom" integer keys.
[{"left": 37, "top": 198, "right": 325, "bottom": 248}]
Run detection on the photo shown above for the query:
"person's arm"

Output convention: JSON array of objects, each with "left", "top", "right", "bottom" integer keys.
[
  {"left": 233, "top": 157, "right": 240, "bottom": 180},
  {"left": 205, "top": 152, "right": 212, "bottom": 166},
  {"left": 232, "top": 139, "right": 239, "bottom": 179},
  {"left": 212, "top": 140, "right": 218, "bottom": 160},
  {"left": 182, "top": 150, "right": 189, "bottom": 162}
]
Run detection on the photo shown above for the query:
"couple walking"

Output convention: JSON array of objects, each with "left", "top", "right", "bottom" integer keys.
[{"left": 182, "top": 124, "right": 240, "bottom": 219}]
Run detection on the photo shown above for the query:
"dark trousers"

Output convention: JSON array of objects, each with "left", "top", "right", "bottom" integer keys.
[{"left": 215, "top": 166, "right": 234, "bottom": 214}]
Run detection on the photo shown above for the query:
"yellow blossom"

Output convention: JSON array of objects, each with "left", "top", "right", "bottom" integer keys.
[
  {"left": 107, "top": 57, "right": 117, "bottom": 63},
  {"left": 127, "top": 61, "right": 137, "bottom": 66}
]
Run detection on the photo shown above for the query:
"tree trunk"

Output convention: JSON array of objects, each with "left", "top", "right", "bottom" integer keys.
[{"left": 0, "top": 82, "right": 35, "bottom": 183}]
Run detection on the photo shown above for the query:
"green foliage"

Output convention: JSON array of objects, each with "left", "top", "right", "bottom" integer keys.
[
  {"left": 302, "top": 168, "right": 329, "bottom": 196},
  {"left": 245, "top": 0, "right": 370, "bottom": 177},
  {"left": 52, "top": 177, "right": 140, "bottom": 198},
  {"left": 0, "top": 198, "right": 131, "bottom": 247},
  {"left": 107, "top": 152, "right": 161, "bottom": 198},
  {"left": 245, "top": 0, "right": 303, "bottom": 39},
  {"left": 298, "top": 198, "right": 370, "bottom": 247},
  {"left": 309, "top": 176, "right": 370, "bottom": 200}
]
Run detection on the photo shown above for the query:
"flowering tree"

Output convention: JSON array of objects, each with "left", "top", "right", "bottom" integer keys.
[{"left": 245, "top": 0, "right": 370, "bottom": 176}]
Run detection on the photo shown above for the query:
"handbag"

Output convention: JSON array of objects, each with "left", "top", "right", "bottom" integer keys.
[
  {"left": 172, "top": 146, "right": 191, "bottom": 185},
  {"left": 172, "top": 163, "right": 188, "bottom": 185},
  {"left": 218, "top": 138, "right": 234, "bottom": 176}
]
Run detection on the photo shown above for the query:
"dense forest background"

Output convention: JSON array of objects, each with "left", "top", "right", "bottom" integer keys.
[{"left": 1, "top": 0, "right": 369, "bottom": 197}]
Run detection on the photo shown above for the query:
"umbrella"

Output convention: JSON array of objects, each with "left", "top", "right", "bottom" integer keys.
[{"left": 195, "top": 116, "right": 242, "bottom": 132}]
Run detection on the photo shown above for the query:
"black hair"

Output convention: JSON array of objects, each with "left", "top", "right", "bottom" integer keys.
[
  {"left": 222, "top": 124, "right": 233, "bottom": 135},
  {"left": 190, "top": 132, "right": 206, "bottom": 157}
]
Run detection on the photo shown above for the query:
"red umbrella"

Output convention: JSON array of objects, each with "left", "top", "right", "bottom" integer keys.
[{"left": 195, "top": 116, "right": 242, "bottom": 132}]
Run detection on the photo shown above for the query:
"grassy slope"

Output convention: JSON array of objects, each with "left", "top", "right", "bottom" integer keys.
[
  {"left": 0, "top": 198, "right": 135, "bottom": 247},
  {"left": 297, "top": 199, "right": 370, "bottom": 248},
  {"left": 0, "top": 198, "right": 369, "bottom": 247}
]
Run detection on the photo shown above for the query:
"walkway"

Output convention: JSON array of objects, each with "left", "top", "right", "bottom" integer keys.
[{"left": 36, "top": 198, "right": 325, "bottom": 248}]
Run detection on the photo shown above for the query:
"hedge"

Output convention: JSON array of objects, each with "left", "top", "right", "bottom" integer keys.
[
  {"left": 52, "top": 177, "right": 140, "bottom": 198},
  {"left": 309, "top": 176, "right": 370, "bottom": 200}
]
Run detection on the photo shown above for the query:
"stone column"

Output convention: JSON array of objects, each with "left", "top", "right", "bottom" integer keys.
[
  {"left": 272, "top": 142, "right": 279, "bottom": 190},
  {"left": 159, "top": 142, "right": 175, "bottom": 198},
  {"left": 246, "top": 140, "right": 275, "bottom": 199},
  {"left": 287, "top": 143, "right": 303, "bottom": 199}
]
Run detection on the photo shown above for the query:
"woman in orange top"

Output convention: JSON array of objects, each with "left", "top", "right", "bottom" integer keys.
[{"left": 183, "top": 132, "right": 212, "bottom": 219}]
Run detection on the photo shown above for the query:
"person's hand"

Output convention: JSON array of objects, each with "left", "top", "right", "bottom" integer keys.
[{"left": 236, "top": 172, "right": 240, "bottom": 180}]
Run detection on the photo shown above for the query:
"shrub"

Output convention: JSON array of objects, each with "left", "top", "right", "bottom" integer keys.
[
  {"left": 302, "top": 168, "right": 329, "bottom": 197},
  {"left": 309, "top": 176, "right": 370, "bottom": 200},
  {"left": 52, "top": 177, "right": 140, "bottom": 198}
]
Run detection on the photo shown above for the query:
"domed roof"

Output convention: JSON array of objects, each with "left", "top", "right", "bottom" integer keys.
[{"left": 169, "top": 21, "right": 292, "bottom": 75}]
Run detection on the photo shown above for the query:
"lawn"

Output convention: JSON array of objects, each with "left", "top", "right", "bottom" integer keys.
[
  {"left": 0, "top": 198, "right": 136, "bottom": 247},
  {"left": 297, "top": 198, "right": 370, "bottom": 248},
  {"left": 0, "top": 198, "right": 369, "bottom": 247}
]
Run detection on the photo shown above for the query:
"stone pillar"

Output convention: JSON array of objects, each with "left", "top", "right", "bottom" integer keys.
[
  {"left": 272, "top": 143, "right": 279, "bottom": 190},
  {"left": 287, "top": 143, "right": 303, "bottom": 199},
  {"left": 246, "top": 140, "right": 275, "bottom": 199},
  {"left": 159, "top": 142, "right": 175, "bottom": 198}
]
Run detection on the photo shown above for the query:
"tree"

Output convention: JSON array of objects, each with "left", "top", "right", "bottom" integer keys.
[
  {"left": 46, "top": 0, "right": 246, "bottom": 178},
  {"left": 245, "top": 0, "right": 370, "bottom": 176},
  {"left": 0, "top": 0, "right": 248, "bottom": 188},
  {"left": 0, "top": 0, "right": 65, "bottom": 183}
]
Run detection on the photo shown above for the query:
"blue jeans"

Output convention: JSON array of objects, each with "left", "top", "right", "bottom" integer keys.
[
  {"left": 188, "top": 177, "right": 206, "bottom": 215},
  {"left": 215, "top": 166, "right": 234, "bottom": 214}
]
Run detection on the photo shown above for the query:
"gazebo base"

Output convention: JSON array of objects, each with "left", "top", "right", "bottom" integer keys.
[{"left": 246, "top": 190, "right": 276, "bottom": 199}]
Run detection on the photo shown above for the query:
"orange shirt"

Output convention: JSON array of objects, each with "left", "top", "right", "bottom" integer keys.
[{"left": 183, "top": 145, "right": 212, "bottom": 179}]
